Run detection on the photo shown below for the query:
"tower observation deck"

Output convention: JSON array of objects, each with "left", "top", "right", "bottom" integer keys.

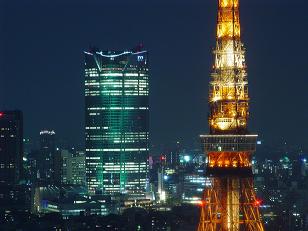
[{"left": 197, "top": 0, "right": 264, "bottom": 230}]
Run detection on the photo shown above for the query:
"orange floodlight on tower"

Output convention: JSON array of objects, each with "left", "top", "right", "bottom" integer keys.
[{"left": 197, "top": 0, "right": 264, "bottom": 230}]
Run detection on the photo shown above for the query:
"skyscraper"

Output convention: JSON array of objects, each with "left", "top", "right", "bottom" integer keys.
[
  {"left": 84, "top": 47, "right": 149, "bottom": 197},
  {"left": 0, "top": 111, "right": 30, "bottom": 212},
  {"left": 0, "top": 110, "right": 23, "bottom": 184},
  {"left": 38, "top": 130, "right": 56, "bottom": 185}
]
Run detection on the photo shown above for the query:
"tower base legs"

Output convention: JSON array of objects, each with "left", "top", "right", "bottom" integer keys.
[{"left": 197, "top": 177, "right": 264, "bottom": 231}]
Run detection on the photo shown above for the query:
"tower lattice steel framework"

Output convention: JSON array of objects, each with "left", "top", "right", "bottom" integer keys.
[{"left": 197, "top": 0, "right": 264, "bottom": 230}]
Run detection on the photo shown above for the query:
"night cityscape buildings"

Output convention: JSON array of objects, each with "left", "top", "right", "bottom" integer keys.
[
  {"left": 84, "top": 48, "right": 149, "bottom": 198},
  {"left": 1, "top": 1, "right": 308, "bottom": 231}
]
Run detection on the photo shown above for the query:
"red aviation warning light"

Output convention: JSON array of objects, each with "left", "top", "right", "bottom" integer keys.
[
  {"left": 254, "top": 199, "right": 262, "bottom": 207},
  {"left": 198, "top": 200, "right": 206, "bottom": 207}
]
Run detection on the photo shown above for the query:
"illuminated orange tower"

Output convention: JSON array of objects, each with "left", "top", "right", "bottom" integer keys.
[{"left": 197, "top": 0, "right": 264, "bottom": 230}]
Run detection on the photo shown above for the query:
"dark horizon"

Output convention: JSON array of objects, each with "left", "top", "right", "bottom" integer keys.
[{"left": 1, "top": 0, "right": 308, "bottom": 152}]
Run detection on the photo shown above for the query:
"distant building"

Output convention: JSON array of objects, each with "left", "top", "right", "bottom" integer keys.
[
  {"left": 84, "top": 48, "right": 149, "bottom": 198},
  {"left": 23, "top": 137, "right": 32, "bottom": 158},
  {"left": 38, "top": 130, "right": 56, "bottom": 185},
  {"left": 0, "top": 110, "right": 23, "bottom": 184},
  {"left": 61, "top": 150, "right": 86, "bottom": 185},
  {"left": 0, "top": 111, "right": 31, "bottom": 212},
  {"left": 157, "top": 166, "right": 181, "bottom": 204},
  {"left": 32, "top": 186, "right": 109, "bottom": 218},
  {"left": 0, "top": 184, "right": 31, "bottom": 212},
  {"left": 27, "top": 149, "right": 40, "bottom": 184},
  {"left": 182, "top": 174, "right": 210, "bottom": 204}
]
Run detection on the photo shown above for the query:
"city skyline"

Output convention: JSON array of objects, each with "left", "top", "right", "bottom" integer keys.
[
  {"left": 1, "top": 0, "right": 308, "bottom": 150},
  {"left": 1, "top": 1, "right": 308, "bottom": 230}
]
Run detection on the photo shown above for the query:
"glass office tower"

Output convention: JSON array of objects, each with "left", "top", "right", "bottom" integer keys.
[{"left": 84, "top": 48, "right": 149, "bottom": 197}]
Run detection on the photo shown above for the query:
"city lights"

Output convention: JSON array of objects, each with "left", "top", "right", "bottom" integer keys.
[
  {"left": 85, "top": 49, "right": 149, "bottom": 198},
  {"left": 1, "top": 0, "right": 305, "bottom": 230}
]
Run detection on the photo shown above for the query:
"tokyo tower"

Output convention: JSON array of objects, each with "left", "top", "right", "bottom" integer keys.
[{"left": 197, "top": 0, "right": 264, "bottom": 230}]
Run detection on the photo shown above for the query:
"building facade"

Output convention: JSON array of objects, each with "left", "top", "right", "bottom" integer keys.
[
  {"left": 84, "top": 48, "right": 149, "bottom": 197},
  {"left": 61, "top": 150, "right": 86, "bottom": 185},
  {"left": 0, "top": 111, "right": 31, "bottom": 212},
  {"left": 0, "top": 110, "right": 23, "bottom": 184},
  {"left": 38, "top": 130, "right": 56, "bottom": 185}
]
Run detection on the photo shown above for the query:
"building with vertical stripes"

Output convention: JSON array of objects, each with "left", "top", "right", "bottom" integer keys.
[{"left": 84, "top": 48, "right": 149, "bottom": 198}]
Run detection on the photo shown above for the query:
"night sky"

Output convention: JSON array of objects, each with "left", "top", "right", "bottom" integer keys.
[{"left": 0, "top": 0, "right": 308, "bottom": 151}]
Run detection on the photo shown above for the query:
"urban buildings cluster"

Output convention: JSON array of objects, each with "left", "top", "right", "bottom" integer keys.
[
  {"left": 0, "top": 3, "right": 307, "bottom": 231},
  {"left": 1, "top": 104, "right": 308, "bottom": 230}
]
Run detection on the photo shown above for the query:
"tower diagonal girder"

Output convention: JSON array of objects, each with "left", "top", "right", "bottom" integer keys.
[
  {"left": 198, "top": 178, "right": 264, "bottom": 231},
  {"left": 197, "top": 0, "right": 264, "bottom": 230}
]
